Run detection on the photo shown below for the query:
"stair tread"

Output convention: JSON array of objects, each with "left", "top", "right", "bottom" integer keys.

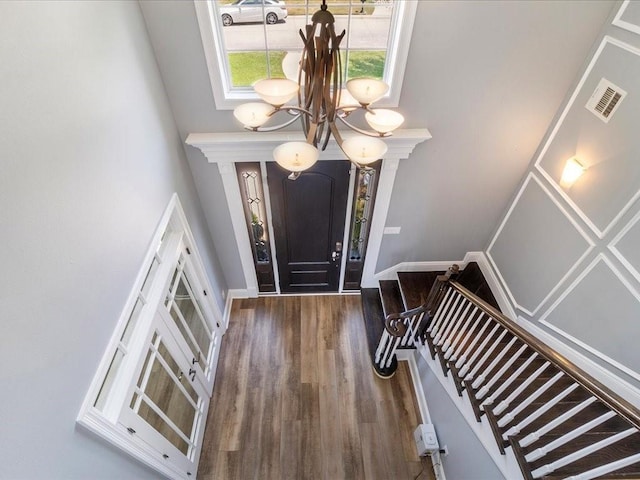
[
  {"left": 397, "top": 271, "right": 443, "bottom": 310},
  {"left": 379, "top": 279, "right": 405, "bottom": 317},
  {"left": 456, "top": 262, "right": 501, "bottom": 311},
  {"left": 523, "top": 416, "right": 637, "bottom": 453},
  {"left": 528, "top": 431, "right": 640, "bottom": 475}
]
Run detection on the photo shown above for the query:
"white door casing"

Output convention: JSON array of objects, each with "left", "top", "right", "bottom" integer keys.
[{"left": 186, "top": 129, "right": 431, "bottom": 296}]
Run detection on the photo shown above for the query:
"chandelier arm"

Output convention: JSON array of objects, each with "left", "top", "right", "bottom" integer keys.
[
  {"left": 277, "top": 105, "right": 313, "bottom": 117},
  {"left": 246, "top": 113, "right": 303, "bottom": 133},
  {"left": 335, "top": 114, "right": 392, "bottom": 138}
]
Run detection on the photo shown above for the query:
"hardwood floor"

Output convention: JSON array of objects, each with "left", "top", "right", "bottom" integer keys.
[{"left": 197, "top": 295, "right": 435, "bottom": 480}]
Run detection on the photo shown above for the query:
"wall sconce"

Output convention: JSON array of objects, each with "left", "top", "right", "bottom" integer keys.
[{"left": 559, "top": 157, "right": 586, "bottom": 189}]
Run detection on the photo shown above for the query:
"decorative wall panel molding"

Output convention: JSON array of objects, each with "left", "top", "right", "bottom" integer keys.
[
  {"left": 487, "top": 173, "right": 594, "bottom": 316},
  {"left": 540, "top": 254, "right": 640, "bottom": 382},
  {"left": 534, "top": 36, "right": 640, "bottom": 239},
  {"left": 613, "top": 0, "right": 640, "bottom": 36},
  {"left": 609, "top": 207, "right": 640, "bottom": 284}
]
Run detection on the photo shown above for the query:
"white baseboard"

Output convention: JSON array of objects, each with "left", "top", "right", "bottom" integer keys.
[
  {"left": 464, "top": 251, "right": 518, "bottom": 320},
  {"left": 401, "top": 351, "right": 446, "bottom": 480},
  {"left": 222, "top": 289, "right": 251, "bottom": 329}
]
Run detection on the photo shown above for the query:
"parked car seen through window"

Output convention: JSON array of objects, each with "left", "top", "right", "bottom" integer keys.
[{"left": 220, "top": 0, "right": 288, "bottom": 26}]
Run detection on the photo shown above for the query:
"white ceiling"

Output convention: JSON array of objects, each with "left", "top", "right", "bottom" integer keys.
[{"left": 140, "top": 0, "right": 616, "bottom": 287}]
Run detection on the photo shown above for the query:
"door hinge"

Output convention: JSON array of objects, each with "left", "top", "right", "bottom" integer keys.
[
  {"left": 126, "top": 427, "right": 136, "bottom": 435},
  {"left": 203, "top": 289, "right": 207, "bottom": 296},
  {"left": 186, "top": 247, "right": 191, "bottom": 255}
]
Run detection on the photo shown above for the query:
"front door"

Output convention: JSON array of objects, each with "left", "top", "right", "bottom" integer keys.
[{"left": 267, "top": 161, "right": 350, "bottom": 293}]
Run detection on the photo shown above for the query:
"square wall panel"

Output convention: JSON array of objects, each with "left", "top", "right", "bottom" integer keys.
[
  {"left": 540, "top": 256, "right": 640, "bottom": 379},
  {"left": 488, "top": 174, "right": 593, "bottom": 315},
  {"left": 536, "top": 38, "right": 640, "bottom": 237}
]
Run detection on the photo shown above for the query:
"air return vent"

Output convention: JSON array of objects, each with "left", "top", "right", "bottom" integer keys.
[{"left": 585, "top": 78, "right": 626, "bottom": 123}]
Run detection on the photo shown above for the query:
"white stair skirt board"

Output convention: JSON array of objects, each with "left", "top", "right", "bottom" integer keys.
[
  {"left": 415, "top": 346, "right": 524, "bottom": 479},
  {"left": 400, "top": 350, "right": 448, "bottom": 480}
]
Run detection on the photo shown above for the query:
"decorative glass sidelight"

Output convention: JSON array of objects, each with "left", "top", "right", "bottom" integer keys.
[
  {"left": 344, "top": 164, "right": 381, "bottom": 290},
  {"left": 236, "top": 163, "right": 276, "bottom": 292}
]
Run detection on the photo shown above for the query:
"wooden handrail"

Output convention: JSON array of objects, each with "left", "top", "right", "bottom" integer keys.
[
  {"left": 448, "top": 280, "right": 640, "bottom": 432},
  {"left": 384, "top": 303, "right": 427, "bottom": 337}
]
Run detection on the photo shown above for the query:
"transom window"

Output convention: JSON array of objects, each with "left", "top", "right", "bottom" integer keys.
[{"left": 195, "top": 0, "right": 417, "bottom": 108}]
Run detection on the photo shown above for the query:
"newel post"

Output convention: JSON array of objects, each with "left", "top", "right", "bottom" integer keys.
[{"left": 372, "top": 265, "right": 459, "bottom": 378}]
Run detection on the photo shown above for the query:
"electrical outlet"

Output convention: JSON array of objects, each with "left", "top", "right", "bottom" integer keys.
[{"left": 414, "top": 424, "right": 439, "bottom": 456}]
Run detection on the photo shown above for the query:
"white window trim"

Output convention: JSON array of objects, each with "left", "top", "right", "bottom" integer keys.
[
  {"left": 194, "top": 0, "right": 419, "bottom": 110},
  {"left": 76, "top": 194, "right": 224, "bottom": 480}
]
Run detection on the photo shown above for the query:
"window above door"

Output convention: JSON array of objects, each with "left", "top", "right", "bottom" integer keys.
[{"left": 194, "top": 0, "right": 418, "bottom": 109}]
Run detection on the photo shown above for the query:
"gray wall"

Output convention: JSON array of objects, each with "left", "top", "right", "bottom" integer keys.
[
  {"left": 139, "top": 0, "right": 247, "bottom": 289},
  {"left": 486, "top": 1, "right": 640, "bottom": 389},
  {"left": 138, "top": 1, "right": 614, "bottom": 288},
  {"left": 417, "top": 357, "right": 506, "bottom": 480},
  {"left": 376, "top": 0, "right": 614, "bottom": 271},
  {"left": 0, "top": 1, "right": 225, "bottom": 478}
]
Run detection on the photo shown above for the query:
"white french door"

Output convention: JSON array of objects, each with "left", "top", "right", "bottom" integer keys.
[
  {"left": 120, "top": 308, "right": 209, "bottom": 475},
  {"left": 163, "top": 244, "right": 222, "bottom": 393}
]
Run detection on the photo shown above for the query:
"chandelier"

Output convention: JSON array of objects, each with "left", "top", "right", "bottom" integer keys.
[{"left": 232, "top": 0, "right": 405, "bottom": 179}]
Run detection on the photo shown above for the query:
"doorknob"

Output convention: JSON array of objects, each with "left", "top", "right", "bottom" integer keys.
[{"left": 332, "top": 241, "right": 342, "bottom": 262}]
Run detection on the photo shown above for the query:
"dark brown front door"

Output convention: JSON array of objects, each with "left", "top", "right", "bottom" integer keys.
[{"left": 267, "top": 160, "right": 350, "bottom": 293}]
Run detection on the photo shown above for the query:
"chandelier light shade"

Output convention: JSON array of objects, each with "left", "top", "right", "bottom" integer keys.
[
  {"left": 365, "top": 109, "right": 405, "bottom": 134},
  {"left": 232, "top": 0, "right": 405, "bottom": 177},
  {"left": 346, "top": 78, "right": 389, "bottom": 105},
  {"left": 233, "top": 102, "right": 274, "bottom": 128},
  {"left": 342, "top": 136, "right": 388, "bottom": 165},
  {"left": 273, "top": 141, "right": 319, "bottom": 172},
  {"left": 254, "top": 78, "right": 299, "bottom": 107}
]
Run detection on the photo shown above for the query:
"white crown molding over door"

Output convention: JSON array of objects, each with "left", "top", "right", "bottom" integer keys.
[{"left": 186, "top": 129, "right": 431, "bottom": 296}]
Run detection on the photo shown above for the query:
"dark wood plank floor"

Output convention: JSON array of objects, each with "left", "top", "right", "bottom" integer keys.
[{"left": 197, "top": 295, "right": 435, "bottom": 480}]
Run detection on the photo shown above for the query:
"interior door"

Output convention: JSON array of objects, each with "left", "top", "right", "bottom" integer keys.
[
  {"left": 120, "top": 310, "right": 209, "bottom": 476},
  {"left": 268, "top": 160, "right": 350, "bottom": 293}
]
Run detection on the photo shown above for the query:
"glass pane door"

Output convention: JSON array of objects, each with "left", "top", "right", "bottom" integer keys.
[
  {"left": 120, "top": 316, "right": 208, "bottom": 476},
  {"left": 164, "top": 250, "right": 220, "bottom": 391}
]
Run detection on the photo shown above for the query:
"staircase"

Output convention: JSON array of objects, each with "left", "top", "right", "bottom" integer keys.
[{"left": 362, "top": 263, "right": 640, "bottom": 480}]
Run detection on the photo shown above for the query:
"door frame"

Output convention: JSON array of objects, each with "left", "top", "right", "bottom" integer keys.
[{"left": 186, "top": 129, "right": 431, "bottom": 297}]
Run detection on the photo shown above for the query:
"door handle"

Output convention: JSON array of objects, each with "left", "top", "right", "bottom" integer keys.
[{"left": 332, "top": 241, "right": 342, "bottom": 262}]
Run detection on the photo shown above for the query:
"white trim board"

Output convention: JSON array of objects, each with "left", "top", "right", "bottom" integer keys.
[
  {"left": 538, "top": 253, "right": 640, "bottom": 386},
  {"left": 370, "top": 251, "right": 517, "bottom": 319},
  {"left": 516, "top": 314, "right": 640, "bottom": 409},
  {"left": 486, "top": 173, "right": 595, "bottom": 317},
  {"left": 415, "top": 346, "right": 523, "bottom": 480},
  {"left": 609, "top": 207, "right": 640, "bottom": 285},
  {"left": 533, "top": 36, "right": 640, "bottom": 239},
  {"left": 186, "top": 129, "right": 431, "bottom": 296},
  {"left": 613, "top": 0, "right": 640, "bottom": 36},
  {"left": 399, "top": 351, "right": 447, "bottom": 480}
]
